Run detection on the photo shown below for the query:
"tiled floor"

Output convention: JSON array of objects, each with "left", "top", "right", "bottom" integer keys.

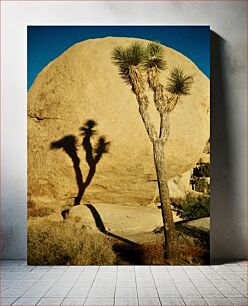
[{"left": 0, "top": 260, "right": 247, "bottom": 306}]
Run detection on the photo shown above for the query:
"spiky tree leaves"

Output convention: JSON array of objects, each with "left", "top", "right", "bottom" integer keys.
[
  {"left": 167, "top": 66, "right": 193, "bottom": 96},
  {"left": 112, "top": 43, "right": 145, "bottom": 84},
  {"left": 112, "top": 42, "right": 166, "bottom": 81},
  {"left": 126, "top": 43, "right": 145, "bottom": 66},
  {"left": 143, "top": 42, "right": 167, "bottom": 70},
  {"left": 112, "top": 41, "right": 193, "bottom": 98}
]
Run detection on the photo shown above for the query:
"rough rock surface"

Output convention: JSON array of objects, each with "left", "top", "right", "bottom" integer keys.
[
  {"left": 148, "top": 170, "right": 192, "bottom": 205},
  {"left": 28, "top": 37, "right": 210, "bottom": 206},
  {"left": 68, "top": 203, "right": 182, "bottom": 233},
  {"left": 199, "top": 153, "right": 210, "bottom": 164},
  {"left": 168, "top": 170, "right": 193, "bottom": 198}
]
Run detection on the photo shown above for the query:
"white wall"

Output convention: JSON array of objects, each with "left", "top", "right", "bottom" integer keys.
[{"left": 1, "top": 1, "right": 247, "bottom": 261}]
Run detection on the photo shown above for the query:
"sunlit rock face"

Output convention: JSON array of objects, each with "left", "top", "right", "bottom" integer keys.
[{"left": 28, "top": 37, "right": 210, "bottom": 206}]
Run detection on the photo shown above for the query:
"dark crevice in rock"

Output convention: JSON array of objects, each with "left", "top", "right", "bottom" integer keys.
[
  {"left": 61, "top": 209, "right": 70, "bottom": 220},
  {"left": 28, "top": 115, "right": 60, "bottom": 120}
]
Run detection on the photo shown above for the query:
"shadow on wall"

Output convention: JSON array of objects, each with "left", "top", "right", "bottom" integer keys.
[
  {"left": 210, "top": 31, "right": 245, "bottom": 263},
  {"left": 50, "top": 120, "right": 110, "bottom": 207}
]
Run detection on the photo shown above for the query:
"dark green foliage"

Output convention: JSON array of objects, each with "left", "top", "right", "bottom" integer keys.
[
  {"left": 193, "top": 163, "right": 210, "bottom": 177},
  {"left": 126, "top": 43, "right": 145, "bottom": 65},
  {"left": 112, "top": 42, "right": 194, "bottom": 99},
  {"left": 195, "top": 178, "right": 210, "bottom": 194},
  {"left": 193, "top": 166, "right": 200, "bottom": 177},
  {"left": 166, "top": 66, "right": 194, "bottom": 95},
  {"left": 112, "top": 42, "right": 166, "bottom": 84},
  {"left": 191, "top": 163, "right": 210, "bottom": 194},
  {"left": 143, "top": 42, "right": 167, "bottom": 70},
  {"left": 112, "top": 43, "right": 145, "bottom": 83},
  {"left": 172, "top": 194, "right": 210, "bottom": 221}
]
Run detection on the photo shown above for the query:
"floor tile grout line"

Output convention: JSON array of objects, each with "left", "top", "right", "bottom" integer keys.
[
  {"left": 211, "top": 265, "right": 233, "bottom": 272},
  {"left": 149, "top": 266, "right": 162, "bottom": 306},
  {"left": 8, "top": 295, "right": 42, "bottom": 306},
  {"left": 19, "top": 267, "right": 65, "bottom": 300},
  {"left": 212, "top": 268, "right": 247, "bottom": 297},
  {"left": 36, "top": 296, "right": 42, "bottom": 306},
  {"left": 233, "top": 270, "right": 247, "bottom": 282},
  {"left": 163, "top": 267, "right": 186, "bottom": 306},
  {"left": 134, "top": 266, "right": 139, "bottom": 302},
  {"left": 201, "top": 296, "right": 214, "bottom": 306},
  {"left": 226, "top": 263, "right": 247, "bottom": 271},
  {"left": 17, "top": 261, "right": 36, "bottom": 272},
  {"left": 33, "top": 265, "right": 53, "bottom": 273},
  {"left": 5, "top": 277, "right": 41, "bottom": 300},
  {"left": 1, "top": 261, "right": 247, "bottom": 306},
  {"left": 59, "top": 265, "right": 86, "bottom": 304},
  {"left": 200, "top": 266, "right": 247, "bottom": 289},
  {"left": 201, "top": 295, "right": 240, "bottom": 306},
  {"left": 226, "top": 296, "right": 248, "bottom": 306},
  {"left": 113, "top": 265, "right": 118, "bottom": 304},
  {"left": 196, "top": 268, "right": 235, "bottom": 298},
  {"left": 7, "top": 296, "right": 19, "bottom": 306},
  {"left": 186, "top": 270, "right": 221, "bottom": 295},
  {"left": 181, "top": 266, "right": 207, "bottom": 301},
  {"left": 83, "top": 266, "right": 100, "bottom": 305},
  {"left": 237, "top": 261, "right": 247, "bottom": 268},
  {"left": 19, "top": 280, "right": 54, "bottom": 298}
]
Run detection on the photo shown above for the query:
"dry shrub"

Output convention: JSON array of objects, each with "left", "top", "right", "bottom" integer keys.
[
  {"left": 139, "top": 239, "right": 165, "bottom": 265},
  {"left": 179, "top": 243, "right": 206, "bottom": 265},
  {"left": 28, "top": 219, "right": 116, "bottom": 265},
  {"left": 113, "top": 242, "right": 143, "bottom": 265},
  {"left": 27, "top": 200, "right": 55, "bottom": 219},
  {"left": 136, "top": 230, "right": 209, "bottom": 265},
  {"left": 113, "top": 236, "right": 165, "bottom": 265},
  {"left": 27, "top": 200, "right": 36, "bottom": 209},
  {"left": 174, "top": 233, "right": 209, "bottom": 265}
]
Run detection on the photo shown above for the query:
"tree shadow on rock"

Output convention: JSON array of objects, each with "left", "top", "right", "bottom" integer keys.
[
  {"left": 85, "top": 204, "right": 138, "bottom": 245},
  {"left": 84, "top": 203, "right": 142, "bottom": 264},
  {"left": 78, "top": 120, "right": 110, "bottom": 205},
  {"left": 50, "top": 135, "right": 84, "bottom": 205},
  {"left": 50, "top": 119, "right": 110, "bottom": 208}
]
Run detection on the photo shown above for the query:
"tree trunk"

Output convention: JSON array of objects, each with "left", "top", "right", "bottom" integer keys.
[
  {"left": 129, "top": 66, "right": 177, "bottom": 261},
  {"left": 153, "top": 140, "right": 177, "bottom": 261}
]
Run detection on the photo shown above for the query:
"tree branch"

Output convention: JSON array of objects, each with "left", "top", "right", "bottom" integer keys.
[
  {"left": 129, "top": 66, "right": 158, "bottom": 142},
  {"left": 166, "top": 95, "right": 179, "bottom": 113},
  {"left": 147, "top": 68, "right": 179, "bottom": 143},
  {"left": 147, "top": 67, "right": 168, "bottom": 113},
  {"left": 159, "top": 113, "right": 169, "bottom": 141}
]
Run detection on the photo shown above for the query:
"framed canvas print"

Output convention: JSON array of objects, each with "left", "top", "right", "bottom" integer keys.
[{"left": 27, "top": 26, "right": 210, "bottom": 265}]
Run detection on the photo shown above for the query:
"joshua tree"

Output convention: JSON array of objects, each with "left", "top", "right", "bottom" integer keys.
[{"left": 112, "top": 42, "right": 193, "bottom": 261}]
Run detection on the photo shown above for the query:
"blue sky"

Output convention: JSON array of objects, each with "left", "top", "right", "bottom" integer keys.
[{"left": 27, "top": 26, "right": 209, "bottom": 90}]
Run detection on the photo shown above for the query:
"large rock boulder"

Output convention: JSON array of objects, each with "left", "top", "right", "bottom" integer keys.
[{"left": 28, "top": 37, "right": 210, "bottom": 206}]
